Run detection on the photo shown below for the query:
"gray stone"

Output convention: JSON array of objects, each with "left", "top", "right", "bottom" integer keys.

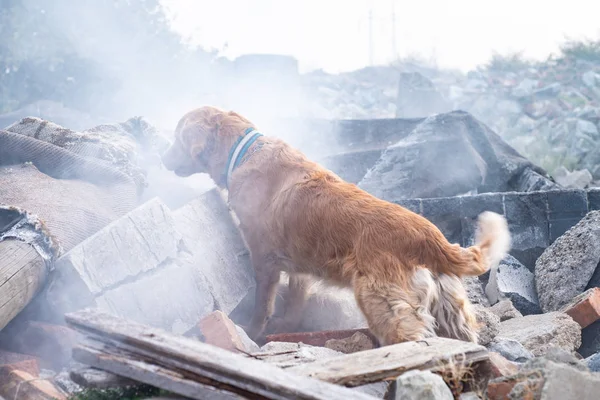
[
  {"left": 554, "top": 168, "right": 593, "bottom": 189},
  {"left": 358, "top": 111, "right": 552, "bottom": 201},
  {"left": 487, "top": 337, "right": 534, "bottom": 363},
  {"left": 464, "top": 277, "right": 490, "bottom": 307},
  {"left": 585, "top": 352, "right": 600, "bottom": 372},
  {"left": 485, "top": 255, "right": 542, "bottom": 315},
  {"left": 352, "top": 382, "right": 390, "bottom": 399},
  {"left": 539, "top": 361, "right": 600, "bottom": 399},
  {"left": 395, "top": 72, "right": 451, "bottom": 118},
  {"left": 474, "top": 305, "right": 500, "bottom": 346},
  {"left": 496, "top": 312, "right": 581, "bottom": 357},
  {"left": 391, "top": 370, "right": 453, "bottom": 400},
  {"left": 489, "top": 300, "right": 523, "bottom": 322},
  {"left": 535, "top": 211, "right": 600, "bottom": 312}
]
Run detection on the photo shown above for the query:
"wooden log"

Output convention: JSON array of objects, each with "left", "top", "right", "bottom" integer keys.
[
  {"left": 288, "top": 337, "right": 489, "bottom": 387},
  {"left": 66, "top": 308, "right": 377, "bottom": 400},
  {"left": 0, "top": 239, "right": 47, "bottom": 330}
]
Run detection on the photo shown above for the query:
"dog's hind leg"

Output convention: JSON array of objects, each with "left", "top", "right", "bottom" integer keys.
[
  {"left": 431, "top": 274, "right": 479, "bottom": 343},
  {"left": 353, "top": 267, "right": 438, "bottom": 346}
]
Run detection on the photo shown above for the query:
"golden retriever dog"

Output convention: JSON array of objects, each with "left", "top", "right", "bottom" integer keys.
[{"left": 161, "top": 106, "right": 511, "bottom": 346}]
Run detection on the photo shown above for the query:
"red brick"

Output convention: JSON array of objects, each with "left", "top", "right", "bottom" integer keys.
[
  {"left": 488, "top": 352, "right": 519, "bottom": 379},
  {"left": 0, "top": 349, "right": 40, "bottom": 376},
  {"left": 0, "top": 369, "right": 66, "bottom": 400},
  {"left": 561, "top": 287, "right": 600, "bottom": 328},
  {"left": 265, "top": 328, "right": 377, "bottom": 347},
  {"left": 487, "top": 378, "right": 518, "bottom": 400},
  {"left": 198, "top": 311, "right": 246, "bottom": 353}
]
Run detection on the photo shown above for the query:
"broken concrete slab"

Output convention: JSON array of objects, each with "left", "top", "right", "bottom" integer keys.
[
  {"left": 535, "top": 210, "right": 600, "bottom": 312},
  {"left": 560, "top": 287, "right": 600, "bottom": 328},
  {"left": 390, "top": 370, "right": 453, "bottom": 400},
  {"left": 489, "top": 300, "right": 523, "bottom": 322},
  {"left": 487, "top": 337, "right": 534, "bottom": 363},
  {"left": 485, "top": 255, "right": 541, "bottom": 316},
  {"left": 496, "top": 312, "right": 581, "bottom": 357},
  {"left": 171, "top": 189, "right": 255, "bottom": 316}
]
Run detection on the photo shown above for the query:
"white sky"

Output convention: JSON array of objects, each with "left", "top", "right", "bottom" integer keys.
[{"left": 162, "top": 0, "right": 600, "bottom": 73}]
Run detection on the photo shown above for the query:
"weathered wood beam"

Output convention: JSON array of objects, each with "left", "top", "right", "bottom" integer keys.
[
  {"left": 288, "top": 337, "right": 489, "bottom": 387},
  {"left": 66, "top": 308, "right": 377, "bottom": 400},
  {"left": 0, "top": 240, "right": 47, "bottom": 330}
]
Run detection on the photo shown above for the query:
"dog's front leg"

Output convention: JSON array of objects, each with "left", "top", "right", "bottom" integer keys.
[
  {"left": 266, "top": 273, "right": 311, "bottom": 334},
  {"left": 246, "top": 259, "right": 281, "bottom": 342}
]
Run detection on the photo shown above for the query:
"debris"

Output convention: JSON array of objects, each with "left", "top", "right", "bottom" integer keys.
[
  {"left": 65, "top": 308, "right": 376, "bottom": 400},
  {"left": 585, "top": 352, "right": 600, "bottom": 372},
  {"left": 489, "top": 300, "right": 523, "bottom": 322},
  {"left": 473, "top": 305, "right": 500, "bottom": 346},
  {"left": 487, "top": 337, "right": 534, "bottom": 363},
  {"left": 69, "top": 366, "right": 137, "bottom": 389},
  {"left": 554, "top": 168, "right": 594, "bottom": 189},
  {"left": 324, "top": 331, "right": 375, "bottom": 354},
  {"left": 198, "top": 310, "right": 253, "bottom": 353},
  {"left": 559, "top": 287, "right": 600, "bottom": 328},
  {"left": 485, "top": 255, "right": 542, "bottom": 316},
  {"left": 395, "top": 71, "right": 452, "bottom": 118},
  {"left": 496, "top": 312, "right": 581, "bottom": 356},
  {"left": 0, "top": 368, "right": 67, "bottom": 400},
  {"left": 487, "top": 352, "right": 519, "bottom": 379},
  {"left": 0, "top": 350, "right": 40, "bottom": 376},
  {"left": 390, "top": 370, "right": 453, "bottom": 400},
  {"left": 535, "top": 210, "right": 600, "bottom": 312},
  {"left": 253, "top": 342, "right": 345, "bottom": 369}
]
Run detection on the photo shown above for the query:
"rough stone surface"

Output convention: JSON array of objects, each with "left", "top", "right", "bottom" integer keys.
[
  {"left": 391, "top": 370, "right": 453, "bottom": 400},
  {"left": 352, "top": 382, "right": 390, "bottom": 399},
  {"left": 464, "top": 277, "right": 490, "bottom": 307},
  {"left": 359, "top": 111, "right": 556, "bottom": 201},
  {"left": 489, "top": 300, "right": 523, "bottom": 322},
  {"left": 496, "top": 312, "right": 581, "bottom": 356},
  {"left": 324, "top": 332, "right": 374, "bottom": 354},
  {"left": 535, "top": 211, "right": 600, "bottom": 312},
  {"left": 580, "top": 320, "right": 600, "bottom": 358},
  {"left": 486, "top": 255, "right": 542, "bottom": 316},
  {"left": 474, "top": 305, "right": 500, "bottom": 346},
  {"left": 487, "top": 337, "right": 534, "bottom": 363}
]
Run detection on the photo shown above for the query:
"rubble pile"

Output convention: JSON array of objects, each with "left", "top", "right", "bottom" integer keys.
[
  {"left": 1, "top": 105, "right": 600, "bottom": 399},
  {"left": 303, "top": 55, "right": 600, "bottom": 186}
]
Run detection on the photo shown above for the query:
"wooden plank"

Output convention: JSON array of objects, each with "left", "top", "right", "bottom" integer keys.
[
  {"left": 0, "top": 240, "right": 47, "bottom": 330},
  {"left": 66, "top": 308, "right": 377, "bottom": 400},
  {"left": 288, "top": 337, "right": 489, "bottom": 387}
]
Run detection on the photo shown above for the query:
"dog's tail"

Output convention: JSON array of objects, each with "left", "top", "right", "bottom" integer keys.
[{"left": 442, "top": 211, "right": 511, "bottom": 277}]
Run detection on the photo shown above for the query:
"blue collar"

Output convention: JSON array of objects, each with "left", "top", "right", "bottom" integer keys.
[{"left": 224, "top": 127, "right": 263, "bottom": 189}]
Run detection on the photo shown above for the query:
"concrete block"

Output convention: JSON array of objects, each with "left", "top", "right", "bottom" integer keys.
[
  {"left": 390, "top": 370, "right": 453, "bottom": 400},
  {"left": 496, "top": 312, "right": 581, "bottom": 357},
  {"left": 485, "top": 255, "right": 542, "bottom": 316},
  {"left": 503, "top": 192, "right": 549, "bottom": 270}
]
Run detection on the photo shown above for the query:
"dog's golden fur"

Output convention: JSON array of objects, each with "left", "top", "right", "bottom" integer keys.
[{"left": 162, "top": 106, "right": 511, "bottom": 345}]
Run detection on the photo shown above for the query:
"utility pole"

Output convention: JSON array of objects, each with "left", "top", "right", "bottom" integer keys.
[
  {"left": 391, "top": 0, "right": 397, "bottom": 62},
  {"left": 368, "top": 6, "right": 374, "bottom": 66}
]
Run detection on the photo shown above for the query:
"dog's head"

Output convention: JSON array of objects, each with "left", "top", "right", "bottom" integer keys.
[{"left": 161, "top": 106, "right": 254, "bottom": 183}]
